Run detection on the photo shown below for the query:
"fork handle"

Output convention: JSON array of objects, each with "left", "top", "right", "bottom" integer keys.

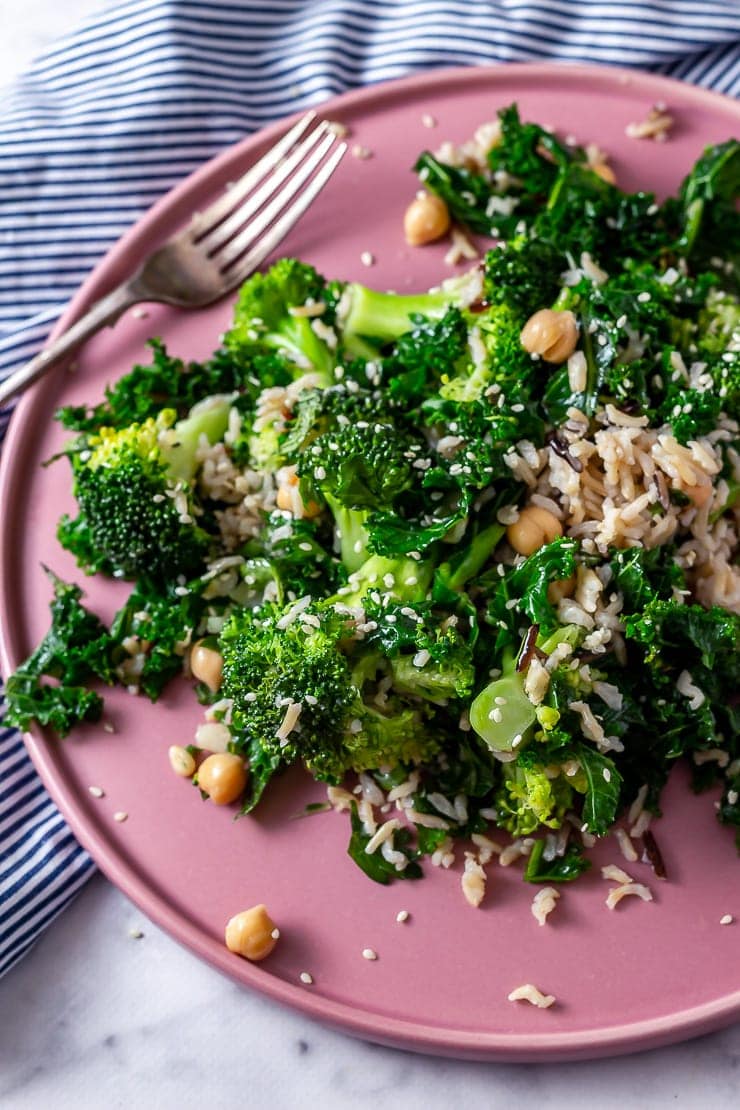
[{"left": 0, "top": 281, "right": 140, "bottom": 409}]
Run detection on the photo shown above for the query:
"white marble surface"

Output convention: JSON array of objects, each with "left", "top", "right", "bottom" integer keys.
[{"left": 2, "top": 4, "right": 740, "bottom": 1106}]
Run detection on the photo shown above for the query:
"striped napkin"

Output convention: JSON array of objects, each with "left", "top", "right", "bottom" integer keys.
[{"left": 1, "top": 0, "right": 738, "bottom": 978}]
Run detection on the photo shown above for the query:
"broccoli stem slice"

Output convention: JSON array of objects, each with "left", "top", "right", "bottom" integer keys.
[{"left": 469, "top": 646, "right": 536, "bottom": 753}]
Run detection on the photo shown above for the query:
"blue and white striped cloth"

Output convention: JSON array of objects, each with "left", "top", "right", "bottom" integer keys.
[{"left": 1, "top": 0, "right": 739, "bottom": 978}]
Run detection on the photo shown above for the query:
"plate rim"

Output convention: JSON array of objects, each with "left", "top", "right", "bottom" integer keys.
[{"left": 2, "top": 60, "right": 740, "bottom": 1062}]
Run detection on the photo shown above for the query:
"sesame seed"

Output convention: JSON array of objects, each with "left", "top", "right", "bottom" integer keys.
[
  {"left": 637, "top": 291, "right": 651, "bottom": 303},
  {"left": 495, "top": 696, "right": 507, "bottom": 706},
  {"left": 396, "top": 910, "right": 410, "bottom": 922},
  {"left": 603, "top": 768, "right": 611, "bottom": 783},
  {"left": 352, "top": 144, "right": 372, "bottom": 159},
  {"left": 492, "top": 708, "right": 503, "bottom": 723},
  {"left": 421, "top": 113, "right": 436, "bottom": 128},
  {"left": 511, "top": 733, "right": 523, "bottom": 747},
  {"left": 113, "top": 811, "right": 128, "bottom": 823},
  {"left": 300, "top": 971, "right": 314, "bottom": 984},
  {"left": 314, "top": 466, "right": 327, "bottom": 480},
  {"left": 360, "top": 251, "right": 375, "bottom": 267},
  {"left": 350, "top": 718, "right": 363, "bottom": 733},
  {"left": 405, "top": 575, "right": 418, "bottom": 586},
  {"left": 383, "top": 573, "right": 395, "bottom": 589},
  {"left": 362, "top": 947, "right": 378, "bottom": 960},
  {"left": 720, "top": 914, "right": 734, "bottom": 926},
  {"left": 271, "top": 928, "right": 281, "bottom": 939},
  {"left": 129, "top": 927, "right": 144, "bottom": 939},
  {"left": 88, "top": 785, "right": 105, "bottom": 798}
]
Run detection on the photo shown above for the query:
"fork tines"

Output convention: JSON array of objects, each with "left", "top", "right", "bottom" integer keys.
[{"left": 192, "top": 112, "right": 346, "bottom": 282}]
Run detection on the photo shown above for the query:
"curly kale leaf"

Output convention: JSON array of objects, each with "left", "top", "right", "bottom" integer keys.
[{"left": 4, "top": 572, "right": 113, "bottom": 736}]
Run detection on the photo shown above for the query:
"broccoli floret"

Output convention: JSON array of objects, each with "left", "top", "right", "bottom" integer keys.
[
  {"left": 300, "top": 416, "right": 415, "bottom": 511},
  {"left": 58, "top": 401, "right": 228, "bottom": 581},
  {"left": 389, "top": 624, "right": 475, "bottom": 705},
  {"left": 294, "top": 400, "right": 426, "bottom": 572},
  {"left": 219, "top": 602, "right": 440, "bottom": 790},
  {"left": 226, "top": 259, "right": 336, "bottom": 381},
  {"left": 439, "top": 302, "right": 531, "bottom": 404},
  {"left": 483, "top": 238, "right": 566, "bottom": 316},
  {"left": 494, "top": 759, "right": 574, "bottom": 837}
]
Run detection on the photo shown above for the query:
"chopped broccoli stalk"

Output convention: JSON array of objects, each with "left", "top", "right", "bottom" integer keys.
[
  {"left": 339, "top": 270, "right": 478, "bottom": 347},
  {"left": 469, "top": 646, "right": 536, "bottom": 753},
  {"left": 323, "top": 494, "right": 371, "bottom": 572}
]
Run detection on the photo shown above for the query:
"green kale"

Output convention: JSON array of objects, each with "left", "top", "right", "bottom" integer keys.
[
  {"left": 347, "top": 804, "right": 422, "bottom": 884},
  {"left": 4, "top": 571, "right": 113, "bottom": 736}
]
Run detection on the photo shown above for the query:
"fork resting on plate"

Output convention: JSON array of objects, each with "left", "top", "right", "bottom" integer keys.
[{"left": 0, "top": 113, "right": 346, "bottom": 408}]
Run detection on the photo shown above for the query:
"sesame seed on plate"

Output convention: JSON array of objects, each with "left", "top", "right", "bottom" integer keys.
[
  {"left": 362, "top": 947, "right": 378, "bottom": 961},
  {"left": 720, "top": 914, "right": 734, "bottom": 926},
  {"left": 129, "top": 927, "right": 144, "bottom": 939},
  {"left": 300, "top": 971, "right": 314, "bottom": 985},
  {"left": 360, "top": 251, "right": 375, "bottom": 267},
  {"left": 396, "top": 910, "right": 410, "bottom": 923},
  {"left": 88, "top": 785, "right": 105, "bottom": 798},
  {"left": 271, "top": 928, "right": 281, "bottom": 939},
  {"left": 113, "top": 811, "right": 128, "bottom": 823}
]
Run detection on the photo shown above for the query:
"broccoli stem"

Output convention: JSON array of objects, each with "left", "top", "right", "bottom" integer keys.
[
  {"left": 340, "top": 284, "right": 455, "bottom": 344},
  {"left": 440, "top": 522, "right": 505, "bottom": 593},
  {"left": 161, "top": 396, "right": 232, "bottom": 482},
  {"left": 469, "top": 646, "right": 536, "bottom": 753}
]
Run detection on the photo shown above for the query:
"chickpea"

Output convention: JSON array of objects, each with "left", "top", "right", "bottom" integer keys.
[
  {"left": 168, "top": 744, "right": 196, "bottom": 778},
  {"left": 547, "top": 574, "right": 576, "bottom": 605},
  {"left": 520, "top": 309, "right": 578, "bottom": 363},
  {"left": 507, "top": 505, "right": 563, "bottom": 557},
  {"left": 275, "top": 466, "right": 321, "bottom": 518},
  {"left": 225, "top": 904, "right": 278, "bottom": 961},
  {"left": 190, "top": 640, "right": 223, "bottom": 692},
  {"left": 591, "top": 161, "right": 616, "bottom": 185},
  {"left": 404, "top": 192, "right": 450, "bottom": 246},
  {"left": 198, "top": 752, "right": 248, "bottom": 806}
]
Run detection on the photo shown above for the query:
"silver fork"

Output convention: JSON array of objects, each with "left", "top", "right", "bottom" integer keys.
[{"left": 0, "top": 113, "right": 346, "bottom": 407}]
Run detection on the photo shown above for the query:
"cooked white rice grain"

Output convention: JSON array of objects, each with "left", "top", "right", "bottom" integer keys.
[
  {"left": 507, "top": 984, "right": 556, "bottom": 1009},
  {"left": 614, "top": 827, "right": 639, "bottom": 863},
  {"left": 531, "top": 886, "right": 560, "bottom": 926},
  {"left": 462, "top": 854, "right": 487, "bottom": 907},
  {"left": 606, "top": 882, "right": 654, "bottom": 910}
]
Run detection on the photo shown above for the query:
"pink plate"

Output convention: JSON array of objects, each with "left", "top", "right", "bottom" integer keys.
[{"left": 1, "top": 63, "right": 739, "bottom": 1062}]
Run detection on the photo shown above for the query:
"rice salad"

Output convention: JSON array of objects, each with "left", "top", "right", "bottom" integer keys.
[{"left": 7, "top": 104, "right": 739, "bottom": 895}]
